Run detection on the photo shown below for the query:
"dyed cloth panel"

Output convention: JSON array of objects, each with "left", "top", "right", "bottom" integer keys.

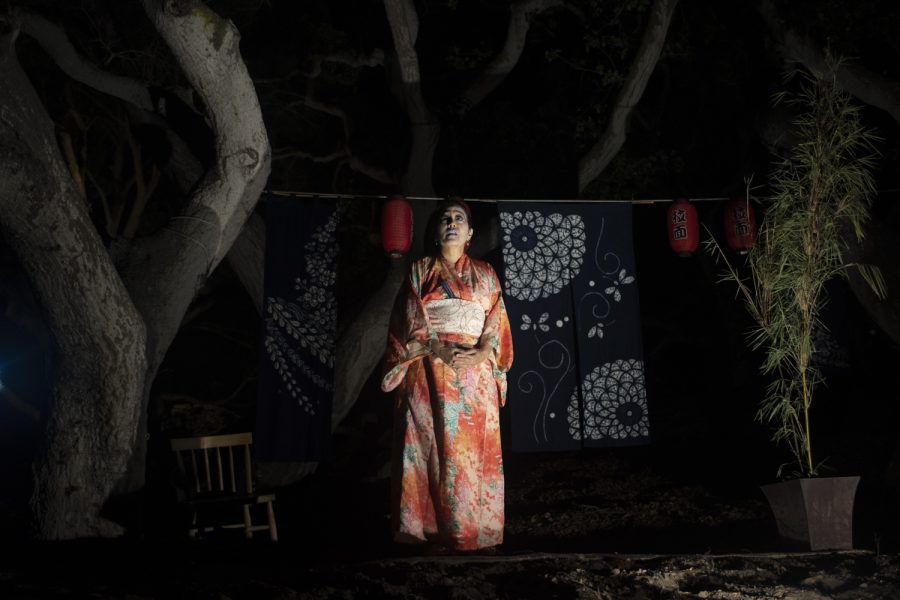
[
  {"left": 498, "top": 202, "right": 649, "bottom": 451},
  {"left": 255, "top": 195, "right": 339, "bottom": 461}
]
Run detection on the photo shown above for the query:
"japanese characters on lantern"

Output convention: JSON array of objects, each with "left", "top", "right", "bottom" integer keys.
[
  {"left": 667, "top": 198, "right": 699, "bottom": 257},
  {"left": 723, "top": 197, "right": 757, "bottom": 254}
]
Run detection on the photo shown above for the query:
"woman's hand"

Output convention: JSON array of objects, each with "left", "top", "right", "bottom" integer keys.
[
  {"left": 431, "top": 341, "right": 489, "bottom": 369},
  {"left": 431, "top": 340, "right": 457, "bottom": 365},
  {"left": 451, "top": 346, "right": 489, "bottom": 369}
]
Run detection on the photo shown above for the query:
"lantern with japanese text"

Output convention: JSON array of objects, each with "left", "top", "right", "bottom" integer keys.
[
  {"left": 723, "top": 197, "right": 757, "bottom": 254},
  {"left": 381, "top": 195, "right": 413, "bottom": 258},
  {"left": 667, "top": 198, "right": 699, "bottom": 257}
]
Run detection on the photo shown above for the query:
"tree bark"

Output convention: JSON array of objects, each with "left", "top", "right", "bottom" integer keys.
[{"left": 0, "top": 24, "right": 147, "bottom": 539}]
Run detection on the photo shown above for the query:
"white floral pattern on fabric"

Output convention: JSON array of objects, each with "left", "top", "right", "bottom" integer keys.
[
  {"left": 604, "top": 269, "right": 635, "bottom": 302},
  {"left": 264, "top": 209, "right": 339, "bottom": 414},
  {"left": 587, "top": 323, "right": 605, "bottom": 339},
  {"left": 567, "top": 359, "right": 648, "bottom": 440},
  {"left": 500, "top": 210, "right": 586, "bottom": 301},
  {"left": 520, "top": 312, "right": 550, "bottom": 332}
]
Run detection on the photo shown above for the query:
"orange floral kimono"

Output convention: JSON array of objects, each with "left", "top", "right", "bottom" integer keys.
[{"left": 382, "top": 254, "right": 514, "bottom": 550}]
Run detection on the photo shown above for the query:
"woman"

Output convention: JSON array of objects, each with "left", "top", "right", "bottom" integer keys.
[{"left": 382, "top": 198, "right": 514, "bottom": 552}]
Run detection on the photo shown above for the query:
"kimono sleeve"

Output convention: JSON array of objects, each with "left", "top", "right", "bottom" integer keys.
[
  {"left": 479, "top": 264, "right": 514, "bottom": 406},
  {"left": 381, "top": 264, "right": 436, "bottom": 393}
]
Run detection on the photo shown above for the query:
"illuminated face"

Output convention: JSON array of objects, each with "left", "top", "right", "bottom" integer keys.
[{"left": 437, "top": 205, "right": 473, "bottom": 250}]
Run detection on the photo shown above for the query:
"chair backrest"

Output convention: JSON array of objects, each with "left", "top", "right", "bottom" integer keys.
[{"left": 170, "top": 432, "right": 255, "bottom": 497}]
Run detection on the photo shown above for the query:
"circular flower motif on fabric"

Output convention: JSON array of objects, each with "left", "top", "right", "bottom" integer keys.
[
  {"left": 500, "top": 210, "right": 586, "bottom": 301},
  {"left": 567, "top": 359, "right": 648, "bottom": 440}
]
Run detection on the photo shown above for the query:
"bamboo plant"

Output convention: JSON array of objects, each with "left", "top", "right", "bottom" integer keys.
[{"left": 707, "top": 66, "right": 886, "bottom": 479}]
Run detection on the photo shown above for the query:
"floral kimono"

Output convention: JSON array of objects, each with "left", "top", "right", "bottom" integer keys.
[{"left": 382, "top": 254, "right": 514, "bottom": 550}]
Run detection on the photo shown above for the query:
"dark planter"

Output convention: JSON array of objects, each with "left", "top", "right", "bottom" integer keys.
[{"left": 760, "top": 476, "right": 860, "bottom": 551}]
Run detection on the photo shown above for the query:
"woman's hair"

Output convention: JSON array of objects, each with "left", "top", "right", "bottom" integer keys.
[
  {"left": 434, "top": 196, "right": 472, "bottom": 225},
  {"left": 428, "top": 196, "right": 473, "bottom": 254}
]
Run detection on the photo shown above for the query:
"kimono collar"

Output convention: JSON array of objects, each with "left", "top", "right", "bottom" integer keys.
[{"left": 438, "top": 254, "right": 469, "bottom": 279}]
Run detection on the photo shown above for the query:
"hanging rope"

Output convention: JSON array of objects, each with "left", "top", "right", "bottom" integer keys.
[
  {"left": 263, "top": 189, "right": 731, "bottom": 205},
  {"left": 265, "top": 187, "right": 900, "bottom": 205}
]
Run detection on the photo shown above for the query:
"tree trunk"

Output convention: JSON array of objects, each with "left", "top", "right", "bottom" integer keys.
[
  {"left": 0, "top": 0, "right": 269, "bottom": 538},
  {"left": 114, "top": 0, "right": 271, "bottom": 497},
  {"left": 0, "top": 26, "right": 147, "bottom": 539},
  {"left": 227, "top": 213, "right": 266, "bottom": 315}
]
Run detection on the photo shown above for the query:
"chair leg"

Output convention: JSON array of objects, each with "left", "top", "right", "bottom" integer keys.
[
  {"left": 188, "top": 511, "right": 199, "bottom": 538},
  {"left": 266, "top": 500, "right": 278, "bottom": 542},
  {"left": 243, "top": 504, "right": 253, "bottom": 540}
]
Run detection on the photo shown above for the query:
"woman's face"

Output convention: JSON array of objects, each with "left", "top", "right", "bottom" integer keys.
[{"left": 437, "top": 205, "right": 473, "bottom": 252}]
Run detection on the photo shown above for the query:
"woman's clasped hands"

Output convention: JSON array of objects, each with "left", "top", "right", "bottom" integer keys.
[{"left": 431, "top": 340, "right": 489, "bottom": 370}]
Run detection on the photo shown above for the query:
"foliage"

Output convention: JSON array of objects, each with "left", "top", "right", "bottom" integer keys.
[{"left": 706, "top": 65, "right": 886, "bottom": 479}]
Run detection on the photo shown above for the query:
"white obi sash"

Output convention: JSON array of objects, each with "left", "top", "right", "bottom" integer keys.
[{"left": 424, "top": 298, "right": 485, "bottom": 338}]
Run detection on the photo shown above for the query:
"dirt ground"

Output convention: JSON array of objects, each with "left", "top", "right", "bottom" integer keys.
[
  {"left": 5, "top": 450, "right": 900, "bottom": 599},
  {"left": 10, "top": 546, "right": 897, "bottom": 600}
]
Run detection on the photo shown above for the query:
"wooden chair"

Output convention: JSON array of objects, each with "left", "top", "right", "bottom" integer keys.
[{"left": 169, "top": 432, "right": 278, "bottom": 542}]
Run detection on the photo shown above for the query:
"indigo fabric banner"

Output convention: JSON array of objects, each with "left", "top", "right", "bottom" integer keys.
[
  {"left": 498, "top": 202, "right": 648, "bottom": 452},
  {"left": 255, "top": 195, "right": 340, "bottom": 461}
]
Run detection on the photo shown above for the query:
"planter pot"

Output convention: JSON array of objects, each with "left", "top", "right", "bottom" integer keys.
[{"left": 760, "top": 476, "right": 860, "bottom": 551}]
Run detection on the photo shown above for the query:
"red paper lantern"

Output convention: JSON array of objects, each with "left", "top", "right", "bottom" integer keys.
[
  {"left": 381, "top": 195, "right": 413, "bottom": 258},
  {"left": 667, "top": 198, "right": 699, "bottom": 257},
  {"left": 723, "top": 197, "right": 757, "bottom": 255}
]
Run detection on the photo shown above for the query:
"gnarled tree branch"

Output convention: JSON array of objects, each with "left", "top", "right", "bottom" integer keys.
[
  {"left": 17, "top": 8, "right": 204, "bottom": 204},
  {"left": 758, "top": 0, "right": 900, "bottom": 127},
  {"left": 384, "top": 0, "right": 437, "bottom": 197},
  {"left": 456, "top": 0, "right": 574, "bottom": 119},
  {"left": 18, "top": 10, "right": 158, "bottom": 112},
  {"left": 305, "top": 49, "right": 386, "bottom": 78},
  {"left": 577, "top": 0, "right": 678, "bottom": 193}
]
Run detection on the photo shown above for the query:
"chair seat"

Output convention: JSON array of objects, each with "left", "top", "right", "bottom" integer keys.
[
  {"left": 169, "top": 432, "right": 278, "bottom": 541},
  {"left": 186, "top": 491, "right": 276, "bottom": 507}
]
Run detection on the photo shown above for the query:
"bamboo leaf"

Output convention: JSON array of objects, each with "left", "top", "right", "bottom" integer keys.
[{"left": 704, "top": 60, "right": 884, "bottom": 479}]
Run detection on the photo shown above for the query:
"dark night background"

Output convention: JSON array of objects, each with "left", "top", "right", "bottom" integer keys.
[{"left": 4, "top": 0, "right": 900, "bottom": 597}]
